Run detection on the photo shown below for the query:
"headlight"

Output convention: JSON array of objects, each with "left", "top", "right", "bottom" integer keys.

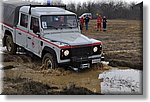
[
  {"left": 64, "top": 50, "right": 69, "bottom": 56},
  {"left": 100, "top": 45, "right": 102, "bottom": 50},
  {"left": 100, "top": 45, "right": 102, "bottom": 48},
  {"left": 93, "top": 46, "right": 98, "bottom": 52}
]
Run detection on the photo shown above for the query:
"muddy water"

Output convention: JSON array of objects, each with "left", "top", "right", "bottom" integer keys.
[
  {"left": 3, "top": 65, "right": 110, "bottom": 93},
  {"left": 2, "top": 55, "right": 142, "bottom": 94},
  {"left": 0, "top": 44, "right": 107, "bottom": 93}
]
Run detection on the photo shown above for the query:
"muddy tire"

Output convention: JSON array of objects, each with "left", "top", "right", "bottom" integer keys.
[
  {"left": 42, "top": 53, "right": 57, "bottom": 69},
  {"left": 6, "top": 35, "right": 17, "bottom": 54}
]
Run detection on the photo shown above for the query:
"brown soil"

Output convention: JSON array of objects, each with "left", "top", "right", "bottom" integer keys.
[{"left": 84, "top": 20, "right": 143, "bottom": 70}]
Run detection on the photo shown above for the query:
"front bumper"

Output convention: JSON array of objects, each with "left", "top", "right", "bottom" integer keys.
[{"left": 60, "top": 55, "right": 104, "bottom": 69}]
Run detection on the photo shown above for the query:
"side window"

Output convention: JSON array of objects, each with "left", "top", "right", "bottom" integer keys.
[
  {"left": 20, "top": 13, "right": 28, "bottom": 28},
  {"left": 30, "top": 17, "right": 40, "bottom": 33}
]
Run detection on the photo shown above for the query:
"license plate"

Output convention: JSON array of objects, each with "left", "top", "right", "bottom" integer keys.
[{"left": 92, "top": 59, "right": 101, "bottom": 64}]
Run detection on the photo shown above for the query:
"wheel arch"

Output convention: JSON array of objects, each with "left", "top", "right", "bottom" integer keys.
[
  {"left": 3, "top": 30, "right": 13, "bottom": 46},
  {"left": 41, "top": 46, "right": 58, "bottom": 63}
]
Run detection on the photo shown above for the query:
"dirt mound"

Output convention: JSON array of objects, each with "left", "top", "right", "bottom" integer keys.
[
  {"left": 60, "top": 85, "right": 99, "bottom": 95},
  {"left": 108, "top": 60, "right": 142, "bottom": 70},
  {"left": 3, "top": 54, "right": 32, "bottom": 63},
  {"left": 2, "top": 77, "right": 51, "bottom": 95},
  {"left": 104, "top": 51, "right": 143, "bottom": 70},
  {"left": 2, "top": 77, "right": 99, "bottom": 95}
]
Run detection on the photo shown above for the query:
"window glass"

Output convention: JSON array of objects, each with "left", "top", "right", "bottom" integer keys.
[
  {"left": 41, "top": 15, "right": 78, "bottom": 30},
  {"left": 30, "top": 17, "right": 40, "bottom": 33},
  {"left": 20, "top": 13, "right": 28, "bottom": 28}
]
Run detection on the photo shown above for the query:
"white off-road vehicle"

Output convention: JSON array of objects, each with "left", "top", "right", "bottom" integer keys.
[{"left": 1, "top": 2, "right": 104, "bottom": 69}]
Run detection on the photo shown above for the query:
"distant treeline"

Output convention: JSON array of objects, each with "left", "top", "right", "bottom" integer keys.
[{"left": 66, "top": 1, "right": 143, "bottom": 20}]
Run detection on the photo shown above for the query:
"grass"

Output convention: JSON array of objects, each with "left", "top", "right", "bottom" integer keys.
[{"left": 82, "top": 19, "right": 143, "bottom": 69}]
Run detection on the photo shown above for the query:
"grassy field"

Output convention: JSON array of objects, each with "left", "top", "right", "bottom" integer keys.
[
  {"left": 1, "top": 20, "right": 143, "bottom": 95},
  {"left": 83, "top": 20, "right": 143, "bottom": 69}
]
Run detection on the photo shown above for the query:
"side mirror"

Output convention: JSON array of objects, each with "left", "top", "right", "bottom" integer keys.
[{"left": 36, "top": 33, "right": 40, "bottom": 38}]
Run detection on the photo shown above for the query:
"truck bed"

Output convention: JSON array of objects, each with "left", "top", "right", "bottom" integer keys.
[{"left": 1, "top": 1, "right": 39, "bottom": 27}]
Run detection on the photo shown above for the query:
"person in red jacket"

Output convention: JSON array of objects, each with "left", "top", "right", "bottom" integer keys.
[
  {"left": 97, "top": 15, "right": 102, "bottom": 31},
  {"left": 80, "top": 17, "right": 85, "bottom": 31}
]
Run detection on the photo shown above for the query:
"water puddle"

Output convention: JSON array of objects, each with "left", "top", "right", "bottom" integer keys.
[{"left": 98, "top": 68, "right": 142, "bottom": 94}]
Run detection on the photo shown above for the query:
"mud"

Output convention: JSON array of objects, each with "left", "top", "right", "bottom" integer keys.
[
  {"left": 1, "top": 52, "right": 110, "bottom": 94},
  {"left": 2, "top": 77, "right": 98, "bottom": 95}
]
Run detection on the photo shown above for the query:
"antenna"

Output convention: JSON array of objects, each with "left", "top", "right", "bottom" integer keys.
[
  {"left": 29, "top": 4, "right": 31, "bottom": 15},
  {"left": 47, "top": 0, "right": 51, "bottom": 6}
]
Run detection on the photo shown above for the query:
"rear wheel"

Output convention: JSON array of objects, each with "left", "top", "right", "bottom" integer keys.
[
  {"left": 42, "top": 53, "right": 57, "bottom": 69},
  {"left": 6, "top": 35, "right": 17, "bottom": 54}
]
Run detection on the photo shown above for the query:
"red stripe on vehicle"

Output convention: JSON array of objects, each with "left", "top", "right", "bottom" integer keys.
[
  {"left": 1, "top": 22, "right": 13, "bottom": 28},
  {"left": 2, "top": 23, "right": 102, "bottom": 49},
  {"left": 16, "top": 28, "right": 60, "bottom": 48},
  {"left": 60, "top": 42, "right": 102, "bottom": 49}
]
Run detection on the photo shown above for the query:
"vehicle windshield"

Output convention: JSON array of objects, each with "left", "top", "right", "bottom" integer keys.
[{"left": 41, "top": 15, "right": 78, "bottom": 30}]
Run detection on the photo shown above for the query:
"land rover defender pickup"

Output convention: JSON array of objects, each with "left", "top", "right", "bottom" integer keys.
[{"left": 1, "top": 2, "right": 104, "bottom": 69}]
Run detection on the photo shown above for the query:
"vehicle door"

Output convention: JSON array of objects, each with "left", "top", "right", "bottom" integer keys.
[
  {"left": 27, "top": 16, "right": 41, "bottom": 55},
  {"left": 16, "top": 13, "right": 29, "bottom": 48}
]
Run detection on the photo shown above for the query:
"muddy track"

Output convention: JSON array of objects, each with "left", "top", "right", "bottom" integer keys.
[
  {"left": 2, "top": 77, "right": 99, "bottom": 95},
  {"left": 2, "top": 52, "right": 109, "bottom": 94},
  {"left": 1, "top": 20, "right": 142, "bottom": 95}
]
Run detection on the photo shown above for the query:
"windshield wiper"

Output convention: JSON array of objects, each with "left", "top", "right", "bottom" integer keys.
[
  {"left": 47, "top": 25, "right": 58, "bottom": 29},
  {"left": 59, "top": 24, "right": 73, "bottom": 29}
]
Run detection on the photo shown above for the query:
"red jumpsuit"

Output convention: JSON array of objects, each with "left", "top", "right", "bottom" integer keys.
[
  {"left": 80, "top": 17, "right": 84, "bottom": 30},
  {"left": 97, "top": 16, "right": 102, "bottom": 31}
]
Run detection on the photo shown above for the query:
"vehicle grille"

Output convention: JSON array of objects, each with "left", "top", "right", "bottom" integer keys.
[{"left": 71, "top": 46, "right": 92, "bottom": 57}]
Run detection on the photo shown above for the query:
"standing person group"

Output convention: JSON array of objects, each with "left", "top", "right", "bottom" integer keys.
[
  {"left": 79, "top": 14, "right": 107, "bottom": 32},
  {"left": 96, "top": 15, "right": 107, "bottom": 32},
  {"left": 79, "top": 15, "right": 91, "bottom": 31}
]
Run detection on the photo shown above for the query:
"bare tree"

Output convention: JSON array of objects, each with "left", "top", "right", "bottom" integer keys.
[{"left": 67, "top": 1, "right": 142, "bottom": 20}]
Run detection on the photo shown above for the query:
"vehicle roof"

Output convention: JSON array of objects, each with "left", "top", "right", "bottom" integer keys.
[
  {"left": 1, "top": 2, "right": 76, "bottom": 26},
  {"left": 20, "top": 6, "right": 76, "bottom": 17}
]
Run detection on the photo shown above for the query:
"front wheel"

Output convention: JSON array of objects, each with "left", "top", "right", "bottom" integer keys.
[
  {"left": 42, "top": 53, "right": 57, "bottom": 69},
  {"left": 6, "top": 35, "right": 17, "bottom": 54}
]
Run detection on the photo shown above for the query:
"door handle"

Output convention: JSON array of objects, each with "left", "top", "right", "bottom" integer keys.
[
  {"left": 18, "top": 33, "right": 22, "bottom": 35},
  {"left": 28, "top": 37, "right": 31, "bottom": 39}
]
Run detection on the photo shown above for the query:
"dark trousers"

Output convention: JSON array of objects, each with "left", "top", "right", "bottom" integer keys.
[
  {"left": 103, "top": 22, "right": 107, "bottom": 31},
  {"left": 85, "top": 22, "right": 88, "bottom": 30}
]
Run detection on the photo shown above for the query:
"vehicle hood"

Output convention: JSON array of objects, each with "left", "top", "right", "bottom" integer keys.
[{"left": 43, "top": 33, "right": 93, "bottom": 46}]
